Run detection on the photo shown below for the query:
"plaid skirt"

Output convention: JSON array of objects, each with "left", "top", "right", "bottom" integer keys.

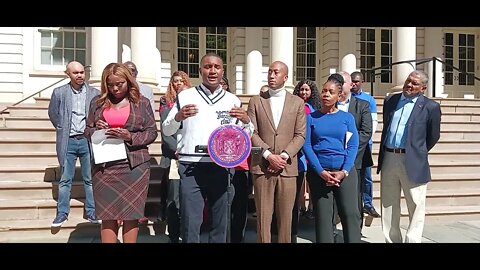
[{"left": 92, "top": 160, "right": 150, "bottom": 220}]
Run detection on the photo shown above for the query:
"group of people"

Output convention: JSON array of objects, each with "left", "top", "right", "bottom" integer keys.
[{"left": 48, "top": 52, "right": 441, "bottom": 243}]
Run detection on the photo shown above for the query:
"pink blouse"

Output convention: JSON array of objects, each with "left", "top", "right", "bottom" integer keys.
[{"left": 103, "top": 105, "right": 130, "bottom": 128}]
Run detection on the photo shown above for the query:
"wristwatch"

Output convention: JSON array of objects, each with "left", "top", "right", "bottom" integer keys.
[{"left": 342, "top": 169, "right": 349, "bottom": 177}]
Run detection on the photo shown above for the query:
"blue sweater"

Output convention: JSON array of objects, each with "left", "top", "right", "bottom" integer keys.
[{"left": 303, "top": 110, "right": 359, "bottom": 176}]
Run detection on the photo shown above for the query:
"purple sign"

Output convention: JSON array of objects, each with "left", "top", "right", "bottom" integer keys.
[{"left": 208, "top": 124, "right": 251, "bottom": 168}]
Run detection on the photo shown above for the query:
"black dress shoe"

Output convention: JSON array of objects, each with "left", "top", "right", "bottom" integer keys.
[{"left": 364, "top": 207, "right": 381, "bottom": 218}]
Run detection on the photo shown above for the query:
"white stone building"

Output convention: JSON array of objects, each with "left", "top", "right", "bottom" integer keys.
[{"left": 0, "top": 27, "right": 478, "bottom": 105}]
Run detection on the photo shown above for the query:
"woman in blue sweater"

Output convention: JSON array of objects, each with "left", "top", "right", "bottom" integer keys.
[{"left": 303, "top": 76, "right": 361, "bottom": 243}]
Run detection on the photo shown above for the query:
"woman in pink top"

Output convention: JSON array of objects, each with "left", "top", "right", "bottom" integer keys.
[{"left": 84, "top": 63, "right": 157, "bottom": 243}]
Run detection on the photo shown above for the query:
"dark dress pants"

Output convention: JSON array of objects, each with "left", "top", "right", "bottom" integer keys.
[
  {"left": 179, "top": 162, "right": 229, "bottom": 243},
  {"left": 230, "top": 169, "right": 250, "bottom": 243},
  {"left": 307, "top": 169, "right": 361, "bottom": 243}
]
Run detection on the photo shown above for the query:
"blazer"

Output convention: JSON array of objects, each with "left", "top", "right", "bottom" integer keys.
[
  {"left": 348, "top": 96, "right": 373, "bottom": 169},
  {"left": 377, "top": 93, "right": 441, "bottom": 184},
  {"left": 247, "top": 90, "right": 306, "bottom": 177},
  {"left": 84, "top": 96, "right": 158, "bottom": 169},
  {"left": 48, "top": 83, "right": 100, "bottom": 167}
]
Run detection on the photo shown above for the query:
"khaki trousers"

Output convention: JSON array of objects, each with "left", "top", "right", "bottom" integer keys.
[{"left": 380, "top": 151, "right": 427, "bottom": 243}]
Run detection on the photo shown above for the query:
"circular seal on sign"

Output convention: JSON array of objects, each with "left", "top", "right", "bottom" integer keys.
[{"left": 208, "top": 124, "right": 251, "bottom": 168}]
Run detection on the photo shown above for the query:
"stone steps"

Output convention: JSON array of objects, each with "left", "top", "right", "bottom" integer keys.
[
  {"left": 371, "top": 173, "right": 480, "bottom": 191},
  {"left": 0, "top": 151, "right": 163, "bottom": 166},
  {"left": 0, "top": 166, "right": 56, "bottom": 182},
  {"left": 365, "top": 205, "right": 480, "bottom": 227},
  {"left": 1, "top": 95, "right": 480, "bottom": 237},
  {"left": 372, "top": 150, "right": 480, "bottom": 163},
  {"left": 372, "top": 161, "right": 480, "bottom": 174},
  {"left": 377, "top": 121, "right": 480, "bottom": 131},
  {"left": 0, "top": 196, "right": 164, "bottom": 222},
  {"left": 372, "top": 139, "right": 480, "bottom": 151},
  {"left": 0, "top": 139, "right": 163, "bottom": 153}
]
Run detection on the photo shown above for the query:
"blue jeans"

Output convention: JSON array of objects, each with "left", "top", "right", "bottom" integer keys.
[
  {"left": 362, "top": 143, "right": 373, "bottom": 209},
  {"left": 57, "top": 137, "right": 95, "bottom": 217},
  {"left": 362, "top": 166, "right": 373, "bottom": 208}
]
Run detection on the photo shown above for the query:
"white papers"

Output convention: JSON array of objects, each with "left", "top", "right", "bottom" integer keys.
[
  {"left": 91, "top": 129, "right": 127, "bottom": 164},
  {"left": 345, "top": 131, "right": 353, "bottom": 149}
]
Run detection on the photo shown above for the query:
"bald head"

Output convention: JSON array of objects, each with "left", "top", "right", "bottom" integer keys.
[
  {"left": 270, "top": 61, "right": 288, "bottom": 74},
  {"left": 66, "top": 61, "right": 84, "bottom": 73},
  {"left": 267, "top": 61, "right": 289, "bottom": 90},
  {"left": 65, "top": 61, "right": 85, "bottom": 89},
  {"left": 337, "top": 71, "right": 352, "bottom": 100}
]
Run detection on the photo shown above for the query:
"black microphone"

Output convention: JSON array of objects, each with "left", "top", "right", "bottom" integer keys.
[{"left": 194, "top": 145, "right": 208, "bottom": 153}]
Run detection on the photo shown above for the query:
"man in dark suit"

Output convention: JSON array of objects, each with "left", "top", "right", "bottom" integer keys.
[
  {"left": 377, "top": 70, "right": 441, "bottom": 243},
  {"left": 335, "top": 72, "right": 373, "bottom": 230},
  {"left": 247, "top": 61, "right": 306, "bottom": 243}
]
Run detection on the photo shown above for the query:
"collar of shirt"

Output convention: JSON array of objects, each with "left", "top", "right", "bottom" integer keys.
[
  {"left": 338, "top": 95, "right": 351, "bottom": 105},
  {"left": 351, "top": 89, "right": 363, "bottom": 96},
  {"left": 268, "top": 86, "right": 286, "bottom": 97},
  {"left": 70, "top": 83, "right": 85, "bottom": 94},
  {"left": 400, "top": 93, "right": 420, "bottom": 103},
  {"left": 199, "top": 83, "right": 223, "bottom": 96}
]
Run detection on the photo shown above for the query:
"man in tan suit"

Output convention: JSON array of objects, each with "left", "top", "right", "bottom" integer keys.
[{"left": 247, "top": 61, "right": 306, "bottom": 243}]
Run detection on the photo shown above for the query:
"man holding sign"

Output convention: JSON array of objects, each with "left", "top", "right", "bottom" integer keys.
[{"left": 162, "top": 53, "right": 253, "bottom": 243}]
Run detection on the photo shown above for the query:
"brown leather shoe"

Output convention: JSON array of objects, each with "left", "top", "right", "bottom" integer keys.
[{"left": 364, "top": 207, "right": 381, "bottom": 218}]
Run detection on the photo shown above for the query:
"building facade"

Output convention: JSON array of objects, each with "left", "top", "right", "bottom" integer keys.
[{"left": 0, "top": 27, "right": 479, "bottom": 104}]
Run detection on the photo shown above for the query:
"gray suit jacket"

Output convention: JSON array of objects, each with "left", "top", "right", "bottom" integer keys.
[
  {"left": 348, "top": 96, "right": 373, "bottom": 169},
  {"left": 377, "top": 93, "right": 441, "bottom": 184},
  {"left": 48, "top": 83, "right": 100, "bottom": 166},
  {"left": 247, "top": 90, "right": 306, "bottom": 177}
]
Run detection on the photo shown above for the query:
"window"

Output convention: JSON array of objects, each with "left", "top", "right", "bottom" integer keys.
[
  {"left": 380, "top": 29, "right": 392, "bottom": 83},
  {"left": 459, "top": 33, "right": 475, "bottom": 85},
  {"left": 360, "top": 28, "right": 392, "bottom": 83},
  {"left": 296, "top": 27, "right": 316, "bottom": 81},
  {"left": 444, "top": 33, "right": 454, "bottom": 85},
  {"left": 443, "top": 32, "right": 475, "bottom": 86},
  {"left": 360, "top": 28, "right": 375, "bottom": 83},
  {"left": 38, "top": 27, "right": 86, "bottom": 66},
  {"left": 177, "top": 27, "right": 228, "bottom": 79},
  {"left": 206, "top": 27, "right": 228, "bottom": 75}
]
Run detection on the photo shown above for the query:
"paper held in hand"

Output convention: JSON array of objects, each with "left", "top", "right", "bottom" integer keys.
[
  {"left": 345, "top": 131, "right": 353, "bottom": 149},
  {"left": 91, "top": 129, "right": 127, "bottom": 164}
]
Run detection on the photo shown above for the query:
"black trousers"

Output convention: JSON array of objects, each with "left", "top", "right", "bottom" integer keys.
[
  {"left": 178, "top": 162, "right": 230, "bottom": 243},
  {"left": 230, "top": 169, "right": 251, "bottom": 243},
  {"left": 307, "top": 169, "right": 361, "bottom": 243},
  {"left": 166, "top": 177, "right": 181, "bottom": 243}
]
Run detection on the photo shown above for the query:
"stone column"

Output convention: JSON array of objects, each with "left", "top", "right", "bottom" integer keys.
[
  {"left": 424, "top": 27, "right": 445, "bottom": 97},
  {"left": 90, "top": 27, "right": 118, "bottom": 85},
  {"left": 246, "top": 27, "right": 264, "bottom": 94},
  {"left": 131, "top": 27, "right": 157, "bottom": 89},
  {"left": 341, "top": 54, "right": 357, "bottom": 75},
  {"left": 246, "top": 50, "right": 263, "bottom": 94},
  {"left": 339, "top": 27, "right": 357, "bottom": 74},
  {"left": 271, "top": 27, "right": 294, "bottom": 92},
  {"left": 392, "top": 27, "right": 416, "bottom": 89}
]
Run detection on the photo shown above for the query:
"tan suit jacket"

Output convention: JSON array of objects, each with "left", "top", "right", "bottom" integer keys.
[{"left": 247, "top": 90, "right": 306, "bottom": 176}]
